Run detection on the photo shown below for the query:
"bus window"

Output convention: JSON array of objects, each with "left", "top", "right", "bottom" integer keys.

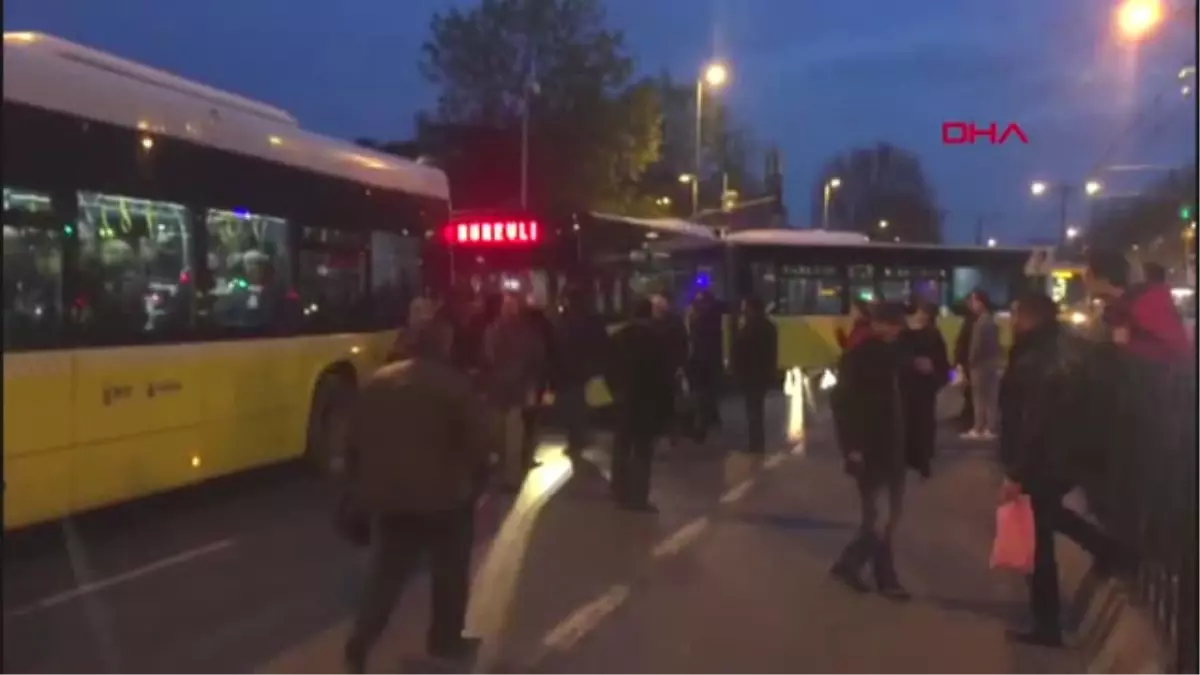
[
  {"left": 3, "top": 187, "right": 61, "bottom": 350},
  {"left": 748, "top": 262, "right": 777, "bottom": 308},
  {"left": 778, "top": 265, "right": 843, "bottom": 315},
  {"left": 952, "top": 266, "right": 1011, "bottom": 310},
  {"left": 881, "top": 267, "right": 946, "bottom": 306},
  {"left": 298, "top": 226, "right": 368, "bottom": 331},
  {"left": 847, "top": 265, "right": 874, "bottom": 303},
  {"left": 76, "top": 191, "right": 194, "bottom": 341},
  {"left": 204, "top": 208, "right": 290, "bottom": 331},
  {"left": 370, "top": 230, "right": 420, "bottom": 327}
]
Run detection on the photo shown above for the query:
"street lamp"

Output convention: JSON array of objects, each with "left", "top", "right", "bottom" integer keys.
[
  {"left": 1030, "top": 181, "right": 1048, "bottom": 196},
  {"left": 878, "top": 219, "right": 889, "bottom": 229},
  {"left": 692, "top": 60, "right": 730, "bottom": 216},
  {"left": 1066, "top": 226, "right": 1081, "bottom": 240},
  {"left": 1115, "top": 0, "right": 1164, "bottom": 41},
  {"left": 1085, "top": 180, "right": 1103, "bottom": 196},
  {"left": 678, "top": 173, "right": 695, "bottom": 184},
  {"left": 986, "top": 237, "right": 998, "bottom": 247},
  {"left": 822, "top": 177, "right": 841, "bottom": 229}
]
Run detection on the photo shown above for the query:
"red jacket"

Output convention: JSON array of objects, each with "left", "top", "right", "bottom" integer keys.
[
  {"left": 835, "top": 319, "right": 873, "bottom": 353},
  {"left": 1108, "top": 283, "right": 1191, "bottom": 364}
]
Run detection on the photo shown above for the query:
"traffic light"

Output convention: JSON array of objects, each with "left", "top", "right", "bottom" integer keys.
[{"left": 1181, "top": 205, "right": 1194, "bottom": 220}]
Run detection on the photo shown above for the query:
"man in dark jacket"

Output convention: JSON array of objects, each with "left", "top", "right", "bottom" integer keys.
[
  {"left": 686, "top": 291, "right": 725, "bottom": 441},
  {"left": 732, "top": 296, "right": 778, "bottom": 454},
  {"left": 556, "top": 287, "right": 611, "bottom": 454},
  {"left": 344, "top": 319, "right": 497, "bottom": 673},
  {"left": 651, "top": 294, "right": 690, "bottom": 445},
  {"left": 998, "top": 290, "right": 1119, "bottom": 647},
  {"left": 829, "top": 302, "right": 912, "bottom": 600},
  {"left": 901, "top": 302, "right": 950, "bottom": 477},
  {"left": 608, "top": 298, "right": 675, "bottom": 512}
]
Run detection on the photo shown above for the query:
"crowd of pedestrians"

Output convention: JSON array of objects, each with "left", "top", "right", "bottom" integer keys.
[
  {"left": 338, "top": 245, "right": 1193, "bottom": 669},
  {"left": 338, "top": 284, "right": 771, "bottom": 671},
  {"left": 829, "top": 250, "right": 1193, "bottom": 652}
]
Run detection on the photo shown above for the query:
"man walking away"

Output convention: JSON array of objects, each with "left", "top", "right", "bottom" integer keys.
[
  {"left": 608, "top": 298, "right": 675, "bottom": 512},
  {"left": 343, "top": 319, "right": 496, "bottom": 673},
  {"left": 998, "top": 290, "right": 1120, "bottom": 647},
  {"left": 520, "top": 294, "right": 557, "bottom": 470},
  {"left": 732, "top": 296, "right": 778, "bottom": 454},
  {"left": 484, "top": 293, "right": 546, "bottom": 490},
  {"left": 829, "top": 302, "right": 912, "bottom": 600},
  {"left": 953, "top": 303, "right": 978, "bottom": 430},
  {"left": 686, "top": 291, "right": 725, "bottom": 441},
  {"left": 901, "top": 302, "right": 950, "bottom": 477},
  {"left": 963, "top": 290, "right": 1001, "bottom": 440},
  {"left": 651, "top": 294, "right": 690, "bottom": 446},
  {"left": 556, "top": 286, "right": 611, "bottom": 455}
]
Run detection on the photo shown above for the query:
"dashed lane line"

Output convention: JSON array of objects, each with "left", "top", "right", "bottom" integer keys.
[{"left": 650, "top": 517, "right": 710, "bottom": 559}]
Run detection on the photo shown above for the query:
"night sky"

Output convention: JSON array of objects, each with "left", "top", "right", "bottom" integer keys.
[{"left": 5, "top": 0, "right": 1195, "bottom": 243}]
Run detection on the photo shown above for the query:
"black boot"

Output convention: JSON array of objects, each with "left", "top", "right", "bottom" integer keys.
[
  {"left": 872, "top": 540, "right": 911, "bottom": 601},
  {"left": 830, "top": 536, "right": 873, "bottom": 593}
]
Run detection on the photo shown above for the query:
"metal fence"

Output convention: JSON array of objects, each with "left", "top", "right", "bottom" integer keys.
[{"left": 1084, "top": 354, "right": 1197, "bottom": 673}]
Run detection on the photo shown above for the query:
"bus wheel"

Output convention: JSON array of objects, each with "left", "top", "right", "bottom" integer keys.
[{"left": 305, "top": 370, "right": 356, "bottom": 476}]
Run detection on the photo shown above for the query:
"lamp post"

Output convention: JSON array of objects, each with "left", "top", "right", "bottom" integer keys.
[
  {"left": 692, "top": 61, "right": 729, "bottom": 216},
  {"left": 821, "top": 177, "right": 841, "bottom": 229}
]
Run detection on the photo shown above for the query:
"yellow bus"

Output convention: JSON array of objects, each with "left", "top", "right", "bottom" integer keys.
[{"left": 2, "top": 32, "right": 450, "bottom": 530}]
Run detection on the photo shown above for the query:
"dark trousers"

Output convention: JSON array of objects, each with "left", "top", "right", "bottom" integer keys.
[
  {"left": 558, "top": 382, "right": 589, "bottom": 453},
  {"left": 611, "top": 420, "right": 656, "bottom": 506},
  {"left": 687, "top": 365, "right": 721, "bottom": 440},
  {"left": 959, "top": 375, "right": 975, "bottom": 429},
  {"left": 904, "top": 397, "right": 937, "bottom": 477},
  {"left": 346, "top": 505, "right": 474, "bottom": 661},
  {"left": 521, "top": 405, "right": 540, "bottom": 468},
  {"left": 1027, "top": 487, "right": 1115, "bottom": 635},
  {"left": 743, "top": 388, "right": 767, "bottom": 453},
  {"left": 834, "top": 471, "right": 907, "bottom": 585}
]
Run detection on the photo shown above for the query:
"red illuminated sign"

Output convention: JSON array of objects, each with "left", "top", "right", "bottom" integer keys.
[{"left": 445, "top": 220, "right": 540, "bottom": 245}]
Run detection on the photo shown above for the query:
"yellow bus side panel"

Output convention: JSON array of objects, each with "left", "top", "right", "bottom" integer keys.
[{"left": 3, "top": 331, "right": 395, "bottom": 530}]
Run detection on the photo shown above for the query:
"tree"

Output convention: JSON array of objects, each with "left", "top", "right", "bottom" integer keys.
[
  {"left": 1087, "top": 163, "right": 1197, "bottom": 282},
  {"left": 418, "top": 0, "right": 664, "bottom": 215},
  {"left": 810, "top": 143, "right": 943, "bottom": 243}
]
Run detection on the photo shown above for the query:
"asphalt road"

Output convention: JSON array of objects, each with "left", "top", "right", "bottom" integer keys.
[{"left": 3, "top": 389, "right": 1084, "bottom": 673}]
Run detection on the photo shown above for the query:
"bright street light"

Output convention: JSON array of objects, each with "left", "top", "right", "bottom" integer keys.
[
  {"left": 1031, "top": 181, "right": 1048, "bottom": 196},
  {"left": 822, "top": 177, "right": 842, "bottom": 229},
  {"left": 986, "top": 237, "right": 998, "bottom": 247},
  {"left": 1085, "top": 180, "right": 1103, "bottom": 196},
  {"left": 1066, "top": 226, "right": 1081, "bottom": 239},
  {"left": 1115, "top": 0, "right": 1164, "bottom": 41},
  {"left": 703, "top": 62, "right": 729, "bottom": 88},
  {"left": 879, "top": 219, "right": 889, "bottom": 229},
  {"left": 656, "top": 196, "right": 671, "bottom": 207},
  {"left": 690, "top": 62, "right": 731, "bottom": 215},
  {"left": 678, "top": 173, "right": 695, "bottom": 183}
]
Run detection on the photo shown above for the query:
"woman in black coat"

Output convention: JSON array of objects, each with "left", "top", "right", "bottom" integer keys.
[{"left": 901, "top": 302, "right": 951, "bottom": 477}]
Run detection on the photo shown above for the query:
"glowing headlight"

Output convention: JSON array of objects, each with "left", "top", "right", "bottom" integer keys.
[
  {"left": 819, "top": 369, "right": 838, "bottom": 391},
  {"left": 1069, "top": 311, "right": 1088, "bottom": 325}
]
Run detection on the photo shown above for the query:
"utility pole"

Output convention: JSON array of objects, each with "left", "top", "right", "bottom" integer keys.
[{"left": 974, "top": 215, "right": 984, "bottom": 245}]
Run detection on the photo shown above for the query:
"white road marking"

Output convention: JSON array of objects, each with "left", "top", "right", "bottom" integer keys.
[
  {"left": 651, "top": 517, "right": 710, "bottom": 559},
  {"left": 719, "top": 479, "right": 755, "bottom": 504},
  {"left": 5, "top": 538, "right": 236, "bottom": 619},
  {"left": 539, "top": 584, "right": 631, "bottom": 652},
  {"left": 790, "top": 441, "right": 807, "bottom": 456},
  {"left": 764, "top": 453, "right": 788, "bottom": 470}
]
